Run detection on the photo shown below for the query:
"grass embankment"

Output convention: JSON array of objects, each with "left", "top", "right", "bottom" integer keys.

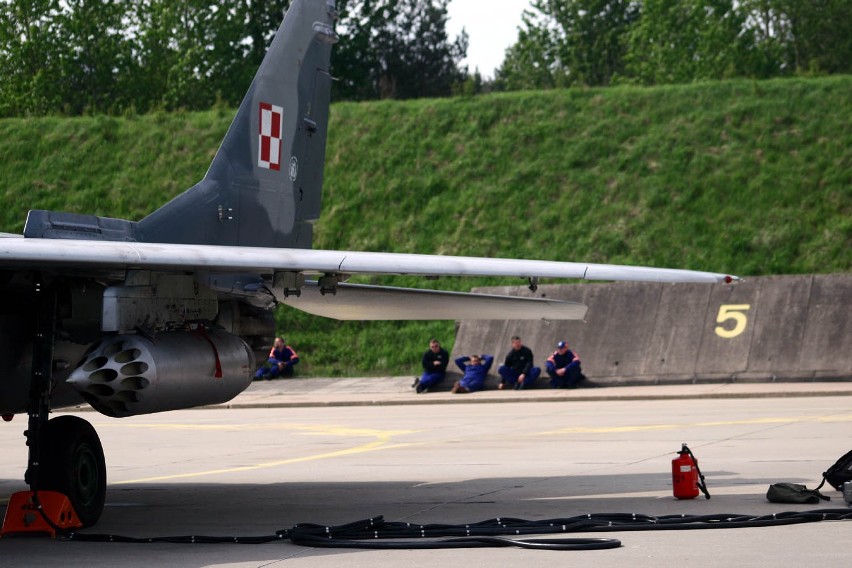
[{"left": 1, "top": 77, "right": 850, "bottom": 376}]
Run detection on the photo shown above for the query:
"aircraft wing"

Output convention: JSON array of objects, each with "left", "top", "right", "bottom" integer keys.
[
  {"left": 0, "top": 237, "right": 736, "bottom": 321},
  {"left": 0, "top": 237, "right": 736, "bottom": 283}
]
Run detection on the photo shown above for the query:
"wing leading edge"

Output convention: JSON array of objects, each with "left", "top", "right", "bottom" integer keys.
[
  {"left": 0, "top": 237, "right": 735, "bottom": 321},
  {"left": 0, "top": 238, "right": 737, "bottom": 283}
]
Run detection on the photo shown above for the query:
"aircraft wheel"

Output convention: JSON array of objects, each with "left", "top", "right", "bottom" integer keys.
[{"left": 38, "top": 415, "right": 107, "bottom": 527}]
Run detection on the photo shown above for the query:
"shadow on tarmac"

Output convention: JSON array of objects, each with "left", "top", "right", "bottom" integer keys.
[
  {"left": 3, "top": 471, "right": 825, "bottom": 536},
  {"left": 3, "top": 473, "right": 843, "bottom": 568}
]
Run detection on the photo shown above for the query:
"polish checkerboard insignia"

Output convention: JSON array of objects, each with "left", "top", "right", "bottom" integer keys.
[{"left": 258, "top": 102, "right": 283, "bottom": 170}]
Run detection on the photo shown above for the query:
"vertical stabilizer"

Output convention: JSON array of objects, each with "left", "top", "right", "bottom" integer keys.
[{"left": 136, "top": 0, "right": 337, "bottom": 249}]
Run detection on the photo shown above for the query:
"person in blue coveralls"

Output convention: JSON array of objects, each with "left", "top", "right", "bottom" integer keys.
[
  {"left": 451, "top": 353, "right": 494, "bottom": 394},
  {"left": 497, "top": 336, "right": 541, "bottom": 390},
  {"left": 545, "top": 340, "right": 592, "bottom": 388},
  {"left": 412, "top": 338, "right": 449, "bottom": 393},
  {"left": 254, "top": 337, "right": 299, "bottom": 379}
]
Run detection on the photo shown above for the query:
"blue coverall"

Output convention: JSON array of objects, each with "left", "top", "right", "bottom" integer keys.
[
  {"left": 419, "top": 347, "right": 449, "bottom": 390},
  {"left": 498, "top": 345, "right": 541, "bottom": 389},
  {"left": 455, "top": 355, "right": 494, "bottom": 392},
  {"left": 255, "top": 345, "right": 299, "bottom": 379},
  {"left": 545, "top": 349, "right": 583, "bottom": 388}
]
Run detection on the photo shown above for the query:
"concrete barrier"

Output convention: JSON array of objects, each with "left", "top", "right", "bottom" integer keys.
[{"left": 452, "top": 274, "right": 852, "bottom": 385}]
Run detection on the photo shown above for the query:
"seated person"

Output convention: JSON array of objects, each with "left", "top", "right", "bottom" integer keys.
[
  {"left": 497, "top": 336, "right": 541, "bottom": 390},
  {"left": 414, "top": 339, "right": 449, "bottom": 393},
  {"left": 451, "top": 354, "right": 494, "bottom": 394},
  {"left": 255, "top": 337, "right": 299, "bottom": 379},
  {"left": 545, "top": 341, "right": 586, "bottom": 388}
]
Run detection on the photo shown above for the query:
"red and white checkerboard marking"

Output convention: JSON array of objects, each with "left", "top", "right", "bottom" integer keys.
[{"left": 258, "top": 102, "right": 283, "bottom": 170}]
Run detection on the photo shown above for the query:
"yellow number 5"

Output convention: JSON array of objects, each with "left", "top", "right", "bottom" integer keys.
[{"left": 715, "top": 304, "right": 751, "bottom": 338}]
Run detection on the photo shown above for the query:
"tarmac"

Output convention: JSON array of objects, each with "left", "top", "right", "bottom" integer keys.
[
  {"left": 5, "top": 374, "right": 852, "bottom": 568},
  {"left": 211, "top": 375, "right": 852, "bottom": 409}
]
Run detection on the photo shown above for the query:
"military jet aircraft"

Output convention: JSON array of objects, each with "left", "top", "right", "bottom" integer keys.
[{"left": 0, "top": 0, "right": 736, "bottom": 527}]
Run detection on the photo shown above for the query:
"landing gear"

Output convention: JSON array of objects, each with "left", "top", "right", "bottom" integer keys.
[
  {"left": 22, "top": 274, "right": 107, "bottom": 527},
  {"left": 36, "top": 416, "right": 106, "bottom": 527}
]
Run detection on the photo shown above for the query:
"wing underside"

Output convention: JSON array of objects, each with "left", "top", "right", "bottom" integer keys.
[
  {"left": 0, "top": 237, "right": 737, "bottom": 321},
  {"left": 0, "top": 238, "right": 736, "bottom": 283}
]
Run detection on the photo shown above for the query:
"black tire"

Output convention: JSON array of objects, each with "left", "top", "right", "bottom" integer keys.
[{"left": 38, "top": 415, "right": 107, "bottom": 527}]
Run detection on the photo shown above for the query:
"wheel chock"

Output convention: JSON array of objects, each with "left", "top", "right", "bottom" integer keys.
[{"left": 1, "top": 491, "right": 83, "bottom": 537}]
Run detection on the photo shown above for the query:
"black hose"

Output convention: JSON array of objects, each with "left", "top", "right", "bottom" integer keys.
[{"left": 59, "top": 509, "right": 852, "bottom": 549}]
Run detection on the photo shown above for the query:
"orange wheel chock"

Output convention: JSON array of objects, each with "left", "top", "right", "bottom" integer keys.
[{"left": 1, "top": 491, "right": 83, "bottom": 538}]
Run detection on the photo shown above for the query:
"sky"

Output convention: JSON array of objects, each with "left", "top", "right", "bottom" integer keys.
[{"left": 445, "top": 0, "right": 533, "bottom": 79}]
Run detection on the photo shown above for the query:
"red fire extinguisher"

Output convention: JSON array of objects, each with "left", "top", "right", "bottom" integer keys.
[{"left": 672, "top": 443, "right": 710, "bottom": 499}]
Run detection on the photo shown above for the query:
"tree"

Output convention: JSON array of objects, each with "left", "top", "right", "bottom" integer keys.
[
  {"left": 331, "top": 0, "right": 393, "bottom": 100},
  {"left": 131, "top": 0, "right": 242, "bottom": 111},
  {"left": 625, "top": 0, "right": 752, "bottom": 85},
  {"left": 497, "top": 0, "right": 851, "bottom": 89},
  {"left": 332, "top": 0, "right": 468, "bottom": 100},
  {"left": 741, "top": 0, "right": 852, "bottom": 76},
  {"left": 496, "top": 0, "right": 639, "bottom": 90},
  {"left": 225, "top": 0, "right": 292, "bottom": 102},
  {"left": 1, "top": 0, "right": 468, "bottom": 115},
  {"left": 0, "top": 0, "right": 64, "bottom": 115},
  {"left": 549, "top": 0, "right": 639, "bottom": 86},
  {"left": 54, "top": 0, "right": 134, "bottom": 114},
  {"left": 496, "top": 8, "right": 564, "bottom": 91}
]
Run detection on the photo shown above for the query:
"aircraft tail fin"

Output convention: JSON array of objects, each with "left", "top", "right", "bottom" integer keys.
[{"left": 136, "top": 0, "right": 337, "bottom": 249}]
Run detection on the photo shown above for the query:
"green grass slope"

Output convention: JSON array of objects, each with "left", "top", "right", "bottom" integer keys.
[{"left": 1, "top": 77, "right": 850, "bottom": 376}]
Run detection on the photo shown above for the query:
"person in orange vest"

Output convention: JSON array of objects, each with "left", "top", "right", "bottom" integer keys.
[
  {"left": 255, "top": 337, "right": 299, "bottom": 379},
  {"left": 545, "top": 340, "right": 597, "bottom": 388}
]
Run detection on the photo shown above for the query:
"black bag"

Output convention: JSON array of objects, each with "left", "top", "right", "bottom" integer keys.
[
  {"left": 766, "top": 482, "right": 830, "bottom": 504},
  {"left": 821, "top": 448, "right": 852, "bottom": 491},
  {"left": 766, "top": 449, "right": 852, "bottom": 504}
]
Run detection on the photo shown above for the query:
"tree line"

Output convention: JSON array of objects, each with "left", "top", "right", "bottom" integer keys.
[
  {"left": 496, "top": 0, "right": 852, "bottom": 89},
  {"left": 0, "top": 0, "right": 466, "bottom": 116},
  {"left": 1, "top": 0, "right": 849, "bottom": 117}
]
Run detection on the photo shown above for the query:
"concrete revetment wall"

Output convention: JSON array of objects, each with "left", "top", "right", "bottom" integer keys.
[{"left": 452, "top": 274, "right": 852, "bottom": 384}]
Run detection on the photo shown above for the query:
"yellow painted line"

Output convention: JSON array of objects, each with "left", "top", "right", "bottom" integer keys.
[
  {"left": 104, "top": 421, "right": 417, "bottom": 438},
  {"left": 533, "top": 484, "right": 770, "bottom": 501},
  {"left": 541, "top": 414, "right": 852, "bottom": 435},
  {"left": 111, "top": 424, "right": 417, "bottom": 485}
]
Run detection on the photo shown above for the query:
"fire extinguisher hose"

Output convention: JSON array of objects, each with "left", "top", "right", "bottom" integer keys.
[{"left": 683, "top": 444, "right": 711, "bottom": 499}]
